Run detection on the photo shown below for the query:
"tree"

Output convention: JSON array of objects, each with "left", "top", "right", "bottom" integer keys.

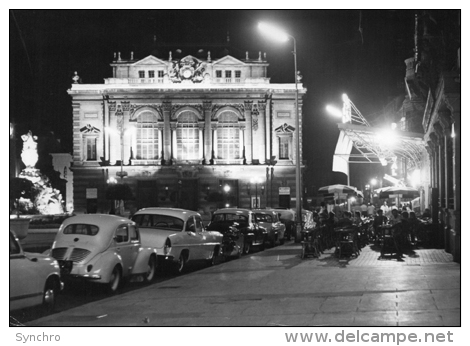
[
  {"left": 105, "top": 183, "right": 134, "bottom": 215},
  {"left": 9, "top": 177, "right": 35, "bottom": 216}
]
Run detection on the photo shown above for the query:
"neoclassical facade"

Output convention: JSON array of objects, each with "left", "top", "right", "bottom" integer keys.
[
  {"left": 402, "top": 11, "right": 460, "bottom": 262},
  {"left": 68, "top": 51, "right": 306, "bottom": 217}
]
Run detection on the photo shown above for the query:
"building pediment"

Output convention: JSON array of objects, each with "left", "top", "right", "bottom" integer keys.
[
  {"left": 275, "top": 123, "right": 295, "bottom": 133},
  {"left": 80, "top": 124, "right": 101, "bottom": 134},
  {"left": 132, "top": 55, "right": 168, "bottom": 67},
  {"left": 212, "top": 55, "right": 245, "bottom": 66}
]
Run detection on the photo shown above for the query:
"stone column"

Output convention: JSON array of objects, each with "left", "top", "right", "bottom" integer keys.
[
  {"left": 257, "top": 101, "right": 267, "bottom": 163},
  {"left": 158, "top": 128, "right": 163, "bottom": 159},
  {"left": 72, "top": 102, "right": 82, "bottom": 163},
  {"left": 425, "top": 145, "right": 434, "bottom": 191},
  {"left": 265, "top": 95, "right": 272, "bottom": 163},
  {"left": 198, "top": 125, "right": 204, "bottom": 161},
  {"left": 446, "top": 95, "right": 460, "bottom": 263},
  {"left": 433, "top": 123, "right": 446, "bottom": 207},
  {"left": 213, "top": 128, "right": 218, "bottom": 159},
  {"left": 239, "top": 128, "right": 244, "bottom": 159},
  {"left": 428, "top": 138, "right": 439, "bottom": 188},
  {"left": 108, "top": 101, "right": 118, "bottom": 164},
  {"left": 162, "top": 101, "right": 172, "bottom": 163},
  {"left": 244, "top": 100, "right": 253, "bottom": 164},
  {"left": 103, "top": 97, "right": 110, "bottom": 162},
  {"left": 439, "top": 113, "right": 453, "bottom": 208},
  {"left": 171, "top": 125, "right": 177, "bottom": 161},
  {"left": 203, "top": 101, "right": 212, "bottom": 163}
]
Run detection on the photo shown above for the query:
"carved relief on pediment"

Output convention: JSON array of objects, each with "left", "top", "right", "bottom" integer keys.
[{"left": 169, "top": 56, "right": 207, "bottom": 83}]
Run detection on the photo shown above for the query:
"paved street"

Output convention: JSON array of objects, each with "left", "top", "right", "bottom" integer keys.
[{"left": 29, "top": 242, "right": 460, "bottom": 327}]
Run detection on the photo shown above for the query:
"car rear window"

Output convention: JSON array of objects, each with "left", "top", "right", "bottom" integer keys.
[
  {"left": 213, "top": 213, "right": 248, "bottom": 223},
  {"left": 132, "top": 214, "right": 184, "bottom": 231},
  {"left": 63, "top": 224, "right": 99, "bottom": 236},
  {"left": 255, "top": 213, "right": 273, "bottom": 223}
]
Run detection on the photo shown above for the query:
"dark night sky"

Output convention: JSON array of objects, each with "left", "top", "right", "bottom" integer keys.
[{"left": 11, "top": 9, "right": 454, "bottom": 191}]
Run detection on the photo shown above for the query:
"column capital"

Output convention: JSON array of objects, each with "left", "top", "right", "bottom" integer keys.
[
  {"left": 202, "top": 100, "right": 212, "bottom": 111},
  {"left": 444, "top": 94, "right": 461, "bottom": 114},
  {"left": 162, "top": 101, "right": 172, "bottom": 112},
  {"left": 244, "top": 100, "right": 253, "bottom": 111},
  {"left": 108, "top": 100, "right": 117, "bottom": 112},
  {"left": 429, "top": 132, "right": 439, "bottom": 146},
  {"left": 427, "top": 139, "right": 437, "bottom": 152},
  {"left": 433, "top": 123, "right": 445, "bottom": 144},
  {"left": 257, "top": 100, "right": 267, "bottom": 111}
]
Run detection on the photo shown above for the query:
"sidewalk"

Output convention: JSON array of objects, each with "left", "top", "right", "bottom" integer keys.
[{"left": 29, "top": 242, "right": 460, "bottom": 327}]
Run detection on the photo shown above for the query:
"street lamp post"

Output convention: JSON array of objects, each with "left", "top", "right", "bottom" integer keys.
[{"left": 258, "top": 22, "right": 302, "bottom": 242}]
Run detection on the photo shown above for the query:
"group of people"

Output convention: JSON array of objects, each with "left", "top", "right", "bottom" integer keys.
[{"left": 311, "top": 200, "right": 431, "bottom": 259}]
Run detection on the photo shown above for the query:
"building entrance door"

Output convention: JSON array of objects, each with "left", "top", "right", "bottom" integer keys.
[
  {"left": 137, "top": 180, "right": 159, "bottom": 209},
  {"left": 178, "top": 179, "right": 198, "bottom": 211}
]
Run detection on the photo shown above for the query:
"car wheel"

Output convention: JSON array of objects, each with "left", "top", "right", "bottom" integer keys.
[
  {"left": 237, "top": 244, "right": 243, "bottom": 258},
  {"left": 143, "top": 255, "right": 157, "bottom": 283},
  {"left": 270, "top": 237, "right": 276, "bottom": 248},
  {"left": 108, "top": 265, "right": 122, "bottom": 293},
  {"left": 209, "top": 246, "right": 220, "bottom": 266},
  {"left": 244, "top": 242, "right": 251, "bottom": 254},
  {"left": 176, "top": 252, "right": 187, "bottom": 274},
  {"left": 42, "top": 278, "right": 58, "bottom": 313}
]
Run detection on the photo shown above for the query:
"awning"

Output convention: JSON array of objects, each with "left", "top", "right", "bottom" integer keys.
[{"left": 334, "top": 123, "right": 426, "bottom": 171}]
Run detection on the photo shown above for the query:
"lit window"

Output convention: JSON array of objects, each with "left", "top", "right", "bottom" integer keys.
[
  {"left": 176, "top": 112, "right": 199, "bottom": 160},
  {"left": 138, "top": 70, "right": 145, "bottom": 78},
  {"left": 148, "top": 70, "right": 155, "bottom": 78},
  {"left": 216, "top": 70, "right": 222, "bottom": 78},
  {"left": 279, "top": 136, "right": 290, "bottom": 159},
  {"left": 136, "top": 113, "right": 159, "bottom": 160},
  {"left": 217, "top": 112, "right": 239, "bottom": 160},
  {"left": 86, "top": 137, "right": 97, "bottom": 161}
]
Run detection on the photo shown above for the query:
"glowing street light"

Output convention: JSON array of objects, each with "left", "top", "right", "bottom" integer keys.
[
  {"left": 259, "top": 21, "right": 303, "bottom": 242},
  {"left": 326, "top": 105, "right": 343, "bottom": 118}
]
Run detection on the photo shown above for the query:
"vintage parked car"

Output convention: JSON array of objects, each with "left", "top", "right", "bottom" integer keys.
[
  {"left": 49, "top": 214, "right": 158, "bottom": 293},
  {"left": 253, "top": 209, "right": 286, "bottom": 246},
  {"left": 131, "top": 208, "right": 223, "bottom": 273},
  {"left": 10, "top": 230, "right": 63, "bottom": 312},
  {"left": 206, "top": 215, "right": 244, "bottom": 260},
  {"left": 208, "top": 208, "right": 267, "bottom": 254},
  {"left": 270, "top": 208, "right": 296, "bottom": 240}
]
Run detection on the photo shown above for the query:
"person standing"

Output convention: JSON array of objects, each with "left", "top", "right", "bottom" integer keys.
[
  {"left": 381, "top": 201, "right": 391, "bottom": 218},
  {"left": 360, "top": 202, "right": 368, "bottom": 217},
  {"left": 367, "top": 203, "right": 375, "bottom": 217}
]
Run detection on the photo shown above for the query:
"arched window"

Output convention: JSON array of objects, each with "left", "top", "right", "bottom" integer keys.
[
  {"left": 176, "top": 111, "right": 199, "bottom": 160},
  {"left": 136, "top": 112, "right": 159, "bottom": 160},
  {"left": 217, "top": 112, "right": 240, "bottom": 160}
]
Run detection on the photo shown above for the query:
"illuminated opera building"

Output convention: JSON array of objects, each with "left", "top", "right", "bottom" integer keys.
[{"left": 68, "top": 46, "right": 306, "bottom": 218}]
